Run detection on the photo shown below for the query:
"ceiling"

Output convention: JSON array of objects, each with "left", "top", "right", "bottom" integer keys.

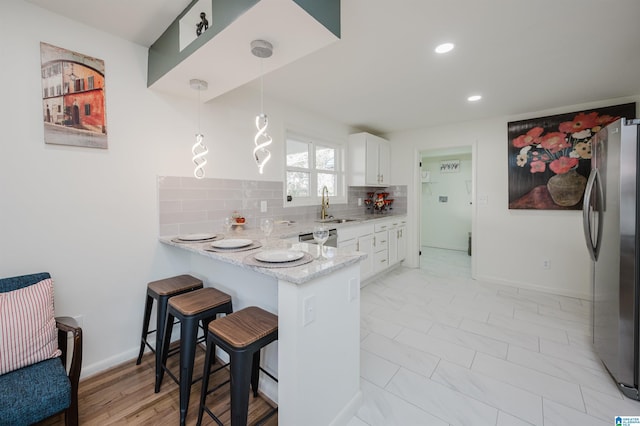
[{"left": 25, "top": 0, "right": 640, "bottom": 135}]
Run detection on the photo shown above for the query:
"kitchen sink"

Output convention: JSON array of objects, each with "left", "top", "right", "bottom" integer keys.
[{"left": 317, "top": 218, "right": 358, "bottom": 224}]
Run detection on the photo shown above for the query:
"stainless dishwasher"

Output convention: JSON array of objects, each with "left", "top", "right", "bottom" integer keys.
[{"left": 298, "top": 228, "right": 338, "bottom": 247}]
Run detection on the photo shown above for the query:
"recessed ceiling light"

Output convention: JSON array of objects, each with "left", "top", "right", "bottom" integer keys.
[
  {"left": 435, "top": 43, "right": 454, "bottom": 54},
  {"left": 467, "top": 95, "right": 482, "bottom": 102}
]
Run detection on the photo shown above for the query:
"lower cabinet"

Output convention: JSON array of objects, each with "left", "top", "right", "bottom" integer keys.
[
  {"left": 373, "top": 229, "right": 389, "bottom": 273},
  {"left": 397, "top": 224, "right": 407, "bottom": 262},
  {"left": 388, "top": 219, "right": 407, "bottom": 266},
  {"left": 335, "top": 216, "right": 406, "bottom": 283},
  {"left": 357, "top": 233, "right": 374, "bottom": 281}
]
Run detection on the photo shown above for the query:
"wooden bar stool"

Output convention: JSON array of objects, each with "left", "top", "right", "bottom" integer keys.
[
  {"left": 157, "top": 287, "right": 233, "bottom": 426},
  {"left": 136, "top": 275, "right": 203, "bottom": 378},
  {"left": 197, "top": 306, "right": 278, "bottom": 426}
]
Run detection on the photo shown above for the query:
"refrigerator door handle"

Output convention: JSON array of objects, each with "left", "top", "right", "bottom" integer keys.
[{"left": 582, "top": 168, "right": 604, "bottom": 261}]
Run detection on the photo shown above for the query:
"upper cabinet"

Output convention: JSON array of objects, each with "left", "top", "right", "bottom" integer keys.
[
  {"left": 348, "top": 132, "right": 391, "bottom": 187},
  {"left": 147, "top": 0, "right": 341, "bottom": 101}
]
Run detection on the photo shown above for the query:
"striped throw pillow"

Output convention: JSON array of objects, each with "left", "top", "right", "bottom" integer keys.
[{"left": 0, "top": 278, "right": 61, "bottom": 375}]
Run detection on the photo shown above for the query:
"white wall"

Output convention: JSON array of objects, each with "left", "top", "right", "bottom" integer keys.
[
  {"left": 0, "top": 0, "right": 353, "bottom": 377},
  {"left": 390, "top": 97, "right": 639, "bottom": 300},
  {"left": 421, "top": 154, "right": 472, "bottom": 251}
]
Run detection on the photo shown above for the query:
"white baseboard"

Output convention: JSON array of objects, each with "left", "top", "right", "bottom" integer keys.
[{"left": 474, "top": 273, "right": 591, "bottom": 301}]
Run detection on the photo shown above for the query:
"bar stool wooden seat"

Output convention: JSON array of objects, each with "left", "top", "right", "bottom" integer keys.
[
  {"left": 157, "top": 287, "right": 233, "bottom": 426},
  {"left": 197, "top": 306, "right": 278, "bottom": 426},
  {"left": 136, "top": 275, "right": 203, "bottom": 373}
]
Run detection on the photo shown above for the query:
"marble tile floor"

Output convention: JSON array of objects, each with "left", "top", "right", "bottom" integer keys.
[{"left": 348, "top": 247, "right": 640, "bottom": 425}]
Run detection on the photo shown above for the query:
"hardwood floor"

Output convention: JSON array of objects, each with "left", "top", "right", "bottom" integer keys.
[{"left": 38, "top": 346, "right": 278, "bottom": 425}]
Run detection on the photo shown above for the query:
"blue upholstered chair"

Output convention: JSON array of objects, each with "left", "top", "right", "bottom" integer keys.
[{"left": 0, "top": 272, "right": 83, "bottom": 426}]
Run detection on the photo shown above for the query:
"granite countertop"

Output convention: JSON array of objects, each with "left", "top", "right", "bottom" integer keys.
[
  {"left": 266, "top": 213, "right": 407, "bottom": 239},
  {"left": 159, "top": 214, "right": 405, "bottom": 284},
  {"left": 159, "top": 235, "right": 365, "bottom": 285}
]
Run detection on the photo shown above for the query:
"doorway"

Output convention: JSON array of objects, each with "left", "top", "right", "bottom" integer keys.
[{"left": 419, "top": 146, "right": 473, "bottom": 271}]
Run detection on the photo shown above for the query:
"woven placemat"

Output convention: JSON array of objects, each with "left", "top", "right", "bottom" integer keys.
[
  {"left": 204, "top": 241, "right": 262, "bottom": 253},
  {"left": 243, "top": 251, "right": 314, "bottom": 268}
]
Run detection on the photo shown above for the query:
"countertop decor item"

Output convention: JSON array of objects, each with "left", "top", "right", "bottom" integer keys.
[
  {"left": 190, "top": 79, "right": 209, "bottom": 179},
  {"left": 251, "top": 40, "right": 273, "bottom": 174}
]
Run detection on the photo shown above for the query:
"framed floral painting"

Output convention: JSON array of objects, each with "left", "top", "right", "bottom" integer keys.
[{"left": 508, "top": 102, "right": 636, "bottom": 210}]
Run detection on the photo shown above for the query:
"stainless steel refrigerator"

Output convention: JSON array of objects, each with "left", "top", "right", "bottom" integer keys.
[{"left": 583, "top": 117, "right": 640, "bottom": 400}]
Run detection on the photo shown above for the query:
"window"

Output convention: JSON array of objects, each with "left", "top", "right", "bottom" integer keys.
[
  {"left": 285, "top": 132, "right": 345, "bottom": 206},
  {"left": 74, "top": 78, "right": 84, "bottom": 92},
  {"left": 84, "top": 104, "right": 91, "bottom": 116},
  {"left": 88, "top": 76, "right": 94, "bottom": 90}
]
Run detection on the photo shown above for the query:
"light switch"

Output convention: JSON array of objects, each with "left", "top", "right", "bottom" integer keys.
[{"left": 260, "top": 200, "right": 267, "bottom": 212}]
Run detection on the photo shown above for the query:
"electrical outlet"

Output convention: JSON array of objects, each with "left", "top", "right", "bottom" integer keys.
[
  {"left": 260, "top": 200, "right": 267, "bottom": 213},
  {"left": 303, "top": 295, "right": 316, "bottom": 326},
  {"left": 542, "top": 259, "right": 550, "bottom": 269}
]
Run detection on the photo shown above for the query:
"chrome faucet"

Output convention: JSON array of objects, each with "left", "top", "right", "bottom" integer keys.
[{"left": 321, "top": 185, "right": 330, "bottom": 220}]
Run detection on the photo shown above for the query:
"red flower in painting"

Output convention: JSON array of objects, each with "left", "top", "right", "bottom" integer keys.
[
  {"left": 558, "top": 112, "right": 598, "bottom": 133},
  {"left": 539, "top": 132, "right": 570, "bottom": 153},
  {"left": 512, "top": 127, "right": 544, "bottom": 148},
  {"left": 513, "top": 110, "right": 621, "bottom": 176},
  {"left": 549, "top": 157, "right": 579, "bottom": 174},
  {"left": 530, "top": 161, "right": 546, "bottom": 173}
]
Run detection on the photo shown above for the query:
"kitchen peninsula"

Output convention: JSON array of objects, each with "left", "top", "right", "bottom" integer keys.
[{"left": 159, "top": 232, "right": 365, "bottom": 426}]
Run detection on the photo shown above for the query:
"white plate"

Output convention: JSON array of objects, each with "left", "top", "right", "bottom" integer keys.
[
  {"left": 254, "top": 250, "right": 305, "bottom": 263},
  {"left": 210, "top": 238, "right": 253, "bottom": 249},
  {"left": 177, "top": 233, "right": 217, "bottom": 241}
]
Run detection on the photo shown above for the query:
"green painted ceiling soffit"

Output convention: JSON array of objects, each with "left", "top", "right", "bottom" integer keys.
[{"left": 147, "top": 0, "right": 341, "bottom": 88}]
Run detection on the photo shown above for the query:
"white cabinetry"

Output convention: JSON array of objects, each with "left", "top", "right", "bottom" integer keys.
[
  {"left": 338, "top": 223, "right": 375, "bottom": 282},
  {"left": 348, "top": 132, "right": 391, "bottom": 187},
  {"left": 373, "top": 222, "right": 390, "bottom": 273},
  {"left": 388, "top": 219, "right": 407, "bottom": 265},
  {"left": 357, "top": 233, "right": 374, "bottom": 282},
  {"left": 397, "top": 222, "right": 407, "bottom": 262}
]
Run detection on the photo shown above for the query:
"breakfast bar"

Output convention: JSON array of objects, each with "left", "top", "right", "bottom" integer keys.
[{"left": 159, "top": 235, "right": 365, "bottom": 426}]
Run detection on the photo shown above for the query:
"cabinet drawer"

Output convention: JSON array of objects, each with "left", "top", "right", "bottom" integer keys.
[
  {"left": 374, "top": 222, "right": 390, "bottom": 232},
  {"left": 374, "top": 230, "right": 388, "bottom": 250},
  {"left": 373, "top": 249, "right": 388, "bottom": 272}
]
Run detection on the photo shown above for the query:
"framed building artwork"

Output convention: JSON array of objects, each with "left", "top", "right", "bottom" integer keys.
[
  {"left": 507, "top": 102, "right": 635, "bottom": 210},
  {"left": 40, "top": 42, "right": 107, "bottom": 149}
]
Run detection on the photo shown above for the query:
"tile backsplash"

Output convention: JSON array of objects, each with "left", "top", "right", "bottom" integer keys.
[{"left": 158, "top": 176, "right": 407, "bottom": 236}]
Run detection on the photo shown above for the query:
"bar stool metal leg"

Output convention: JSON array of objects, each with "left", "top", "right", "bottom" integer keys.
[
  {"left": 196, "top": 333, "right": 216, "bottom": 426},
  {"left": 229, "top": 348, "right": 253, "bottom": 426},
  {"left": 178, "top": 316, "right": 198, "bottom": 426},
  {"left": 136, "top": 294, "right": 154, "bottom": 365}
]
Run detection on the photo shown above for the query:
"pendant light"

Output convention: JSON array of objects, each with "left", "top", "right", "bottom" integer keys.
[
  {"left": 190, "top": 78, "right": 208, "bottom": 179},
  {"left": 251, "top": 40, "right": 273, "bottom": 174}
]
